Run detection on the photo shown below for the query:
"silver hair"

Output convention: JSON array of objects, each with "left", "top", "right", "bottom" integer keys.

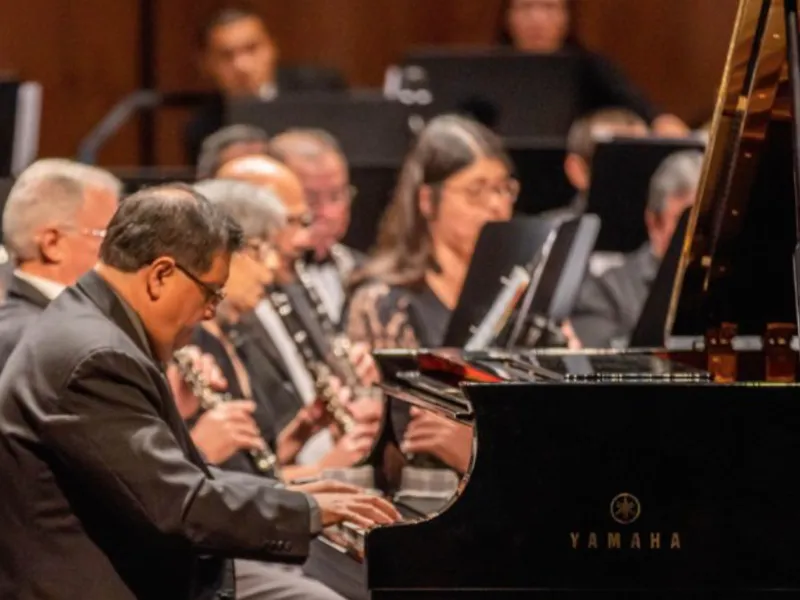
[
  {"left": 268, "top": 128, "right": 345, "bottom": 164},
  {"left": 3, "top": 159, "right": 122, "bottom": 261},
  {"left": 196, "top": 125, "right": 270, "bottom": 180},
  {"left": 193, "top": 178, "right": 286, "bottom": 240},
  {"left": 646, "top": 150, "right": 705, "bottom": 215}
]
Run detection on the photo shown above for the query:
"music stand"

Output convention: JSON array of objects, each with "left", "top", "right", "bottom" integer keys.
[
  {"left": 443, "top": 216, "right": 556, "bottom": 347},
  {"left": 343, "top": 165, "right": 399, "bottom": 252},
  {"left": 628, "top": 209, "right": 690, "bottom": 348},
  {"left": 0, "top": 80, "right": 41, "bottom": 177},
  {"left": 226, "top": 92, "right": 413, "bottom": 165},
  {"left": 507, "top": 138, "right": 575, "bottom": 215},
  {"left": 586, "top": 136, "right": 705, "bottom": 253},
  {"left": 503, "top": 214, "right": 601, "bottom": 347},
  {"left": 402, "top": 48, "right": 583, "bottom": 138}
]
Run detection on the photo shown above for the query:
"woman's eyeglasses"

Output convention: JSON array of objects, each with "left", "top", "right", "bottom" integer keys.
[{"left": 442, "top": 178, "right": 520, "bottom": 206}]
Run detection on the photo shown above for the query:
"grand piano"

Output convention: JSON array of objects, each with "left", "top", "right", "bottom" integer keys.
[{"left": 303, "top": 0, "right": 800, "bottom": 596}]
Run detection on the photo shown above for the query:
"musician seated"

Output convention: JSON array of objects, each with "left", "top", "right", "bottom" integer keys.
[
  {"left": 498, "top": 0, "right": 689, "bottom": 136},
  {"left": 188, "top": 179, "right": 380, "bottom": 483},
  {"left": 186, "top": 3, "right": 347, "bottom": 163},
  {"left": 268, "top": 128, "right": 366, "bottom": 328},
  {"left": 544, "top": 107, "right": 649, "bottom": 219},
  {"left": 196, "top": 124, "right": 271, "bottom": 180},
  {"left": 0, "top": 159, "right": 121, "bottom": 369},
  {"left": 343, "top": 114, "right": 518, "bottom": 477},
  {"left": 570, "top": 149, "right": 704, "bottom": 348},
  {"left": 217, "top": 154, "right": 379, "bottom": 407}
]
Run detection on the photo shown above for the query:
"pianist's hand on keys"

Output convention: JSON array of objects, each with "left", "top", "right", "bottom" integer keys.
[{"left": 314, "top": 490, "right": 401, "bottom": 529}]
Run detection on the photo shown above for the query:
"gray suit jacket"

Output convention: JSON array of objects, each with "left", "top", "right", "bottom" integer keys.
[
  {"left": 570, "top": 243, "right": 659, "bottom": 348},
  {"left": 0, "top": 274, "right": 50, "bottom": 370},
  {"left": 0, "top": 270, "right": 313, "bottom": 600}
]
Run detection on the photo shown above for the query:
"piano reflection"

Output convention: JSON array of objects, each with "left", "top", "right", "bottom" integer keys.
[{"left": 303, "top": 0, "right": 800, "bottom": 596}]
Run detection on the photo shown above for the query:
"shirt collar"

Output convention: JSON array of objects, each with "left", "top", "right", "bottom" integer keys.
[
  {"left": 634, "top": 243, "right": 660, "bottom": 284},
  {"left": 107, "top": 285, "right": 157, "bottom": 364},
  {"left": 13, "top": 269, "right": 66, "bottom": 301},
  {"left": 258, "top": 83, "right": 278, "bottom": 101}
]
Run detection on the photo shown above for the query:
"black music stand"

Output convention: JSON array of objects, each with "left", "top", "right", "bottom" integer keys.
[
  {"left": 402, "top": 48, "right": 583, "bottom": 138},
  {"left": 507, "top": 139, "right": 575, "bottom": 215},
  {"left": 343, "top": 165, "right": 398, "bottom": 253},
  {"left": 443, "top": 216, "right": 556, "bottom": 347},
  {"left": 0, "top": 79, "right": 40, "bottom": 178},
  {"left": 586, "top": 136, "right": 705, "bottom": 253},
  {"left": 109, "top": 167, "right": 197, "bottom": 195},
  {"left": 502, "top": 214, "right": 600, "bottom": 347},
  {"left": 225, "top": 92, "right": 412, "bottom": 165},
  {"left": 628, "top": 209, "right": 690, "bottom": 348}
]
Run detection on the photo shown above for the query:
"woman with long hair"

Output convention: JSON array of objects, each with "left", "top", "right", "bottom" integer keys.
[
  {"left": 346, "top": 114, "right": 517, "bottom": 352},
  {"left": 497, "top": 0, "right": 689, "bottom": 137},
  {"left": 344, "top": 115, "right": 518, "bottom": 476}
]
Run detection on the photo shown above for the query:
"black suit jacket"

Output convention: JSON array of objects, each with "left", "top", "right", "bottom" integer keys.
[
  {"left": 233, "top": 312, "right": 305, "bottom": 433},
  {"left": 0, "top": 274, "right": 50, "bottom": 369},
  {"left": 0, "top": 270, "right": 313, "bottom": 600},
  {"left": 185, "top": 65, "right": 348, "bottom": 164}
]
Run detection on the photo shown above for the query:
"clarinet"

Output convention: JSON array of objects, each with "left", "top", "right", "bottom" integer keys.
[
  {"left": 267, "top": 289, "right": 357, "bottom": 434},
  {"left": 294, "top": 260, "right": 364, "bottom": 392},
  {"left": 173, "top": 348, "right": 280, "bottom": 477}
]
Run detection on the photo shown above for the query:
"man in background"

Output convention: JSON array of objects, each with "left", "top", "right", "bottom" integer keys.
[
  {"left": 268, "top": 129, "right": 365, "bottom": 326},
  {"left": 570, "top": 149, "right": 704, "bottom": 348},
  {"left": 196, "top": 124, "right": 270, "bottom": 180},
  {"left": 555, "top": 107, "right": 650, "bottom": 217},
  {"left": 186, "top": 4, "right": 347, "bottom": 163},
  {"left": 0, "top": 159, "right": 121, "bottom": 368}
]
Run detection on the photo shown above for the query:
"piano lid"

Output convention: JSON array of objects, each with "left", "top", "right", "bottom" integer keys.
[{"left": 668, "top": 0, "right": 800, "bottom": 337}]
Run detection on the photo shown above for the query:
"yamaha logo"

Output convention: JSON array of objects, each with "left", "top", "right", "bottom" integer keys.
[
  {"left": 610, "top": 493, "right": 641, "bottom": 525},
  {"left": 569, "top": 492, "right": 681, "bottom": 551}
]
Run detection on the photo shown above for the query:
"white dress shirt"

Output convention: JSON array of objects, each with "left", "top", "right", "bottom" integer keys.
[{"left": 14, "top": 270, "right": 66, "bottom": 301}]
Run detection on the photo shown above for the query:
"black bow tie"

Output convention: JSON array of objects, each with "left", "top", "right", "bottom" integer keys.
[{"left": 303, "top": 251, "right": 334, "bottom": 267}]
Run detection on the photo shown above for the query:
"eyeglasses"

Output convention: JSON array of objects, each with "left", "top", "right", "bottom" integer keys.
[
  {"left": 441, "top": 178, "right": 520, "bottom": 206},
  {"left": 305, "top": 185, "right": 358, "bottom": 208},
  {"left": 174, "top": 263, "right": 226, "bottom": 306},
  {"left": 286, "top": 212, "right": 314, "bottom": 228},
  {"left": 244, "top": 239, "right": 274, "bottom": 262},
  {"left": 80, "top": 228, "right": 107, "bottom": 239}
]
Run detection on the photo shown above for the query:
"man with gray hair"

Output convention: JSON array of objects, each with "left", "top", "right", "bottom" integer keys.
[
  {"left": 570, "top": 149, "right": 704, "bottom": 348},
  {"left": 268, "top": 129, "right": 365, "bottom": 327},
  {"left": 0, "top": 158, "right": 122, "bottom": 368},
  {"left": 197, "top": 124, "right": 271, "bottom": 180}
]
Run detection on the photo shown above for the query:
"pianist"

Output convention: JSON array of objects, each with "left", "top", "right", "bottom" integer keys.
[{"left": 570, "top": 149, "right": 703, "bottom": 348}]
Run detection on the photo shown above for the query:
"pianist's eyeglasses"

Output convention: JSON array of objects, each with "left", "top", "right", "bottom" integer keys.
[{"left": 174, "top": 263, "right": 226, "bottom": 306}]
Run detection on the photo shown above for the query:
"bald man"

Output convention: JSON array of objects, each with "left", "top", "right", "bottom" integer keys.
[{"left": 218, "top": 155, "right": 313, "bottom": 281}]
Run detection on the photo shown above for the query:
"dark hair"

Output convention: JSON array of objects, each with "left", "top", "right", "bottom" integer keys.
[
  {"left": 198, "top": 2, "right": 265, "bottom": 49},
  {"left": 196, "top": 125, "right": 270, "bottom": 179},
  {"left": 100, "top": 183, "right": 244, "bottom": 274},
  {"left": 496, "top": 0, "right": 580, "bottom": 48},
  {"left": 351, "top": 115, "right": 513, "bottom": 289}
]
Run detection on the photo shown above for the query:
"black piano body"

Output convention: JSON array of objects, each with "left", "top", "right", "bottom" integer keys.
[
  {"left": 304, "top": 0, "right": 800, "bottom": 595},
  {"left": 306, "top": 348, "right": 800, "bottom": 597}
]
